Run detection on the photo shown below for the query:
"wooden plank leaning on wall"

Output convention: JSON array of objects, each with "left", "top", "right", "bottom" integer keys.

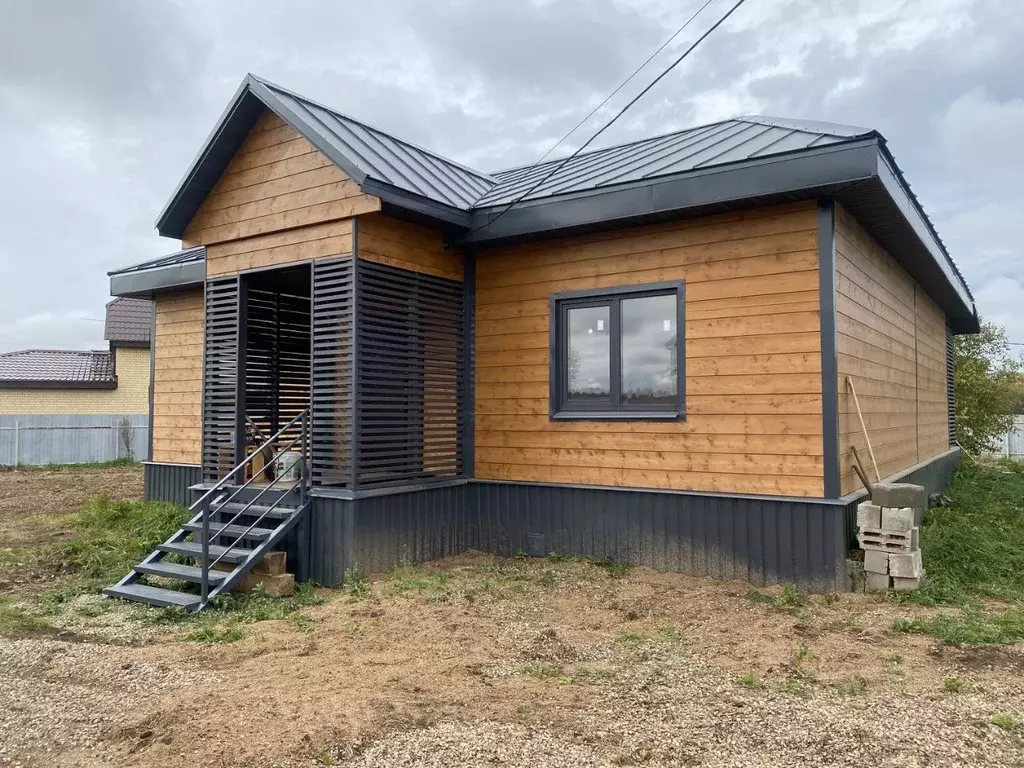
[
  {"left": 475, "top": 201, "right": 825, "bottom": 498},
  {"left": 835, "top": 204, "right": 949, "bottom": 494},
  {"left": 151, "top": 290, "right": 204, "bottom": 465}
]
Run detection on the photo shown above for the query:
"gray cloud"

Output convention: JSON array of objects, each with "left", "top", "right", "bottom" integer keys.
[{"left": 0, "top": 0, "right": 1021, "bottom": 353}]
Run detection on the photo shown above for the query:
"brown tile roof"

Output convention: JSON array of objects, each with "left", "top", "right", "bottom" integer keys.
[
  {"left": 104, "top": 297, "right": 152, "bottom": 346},
  {"left": 0, "top": 349, "right": 116, "bottom": 388}
]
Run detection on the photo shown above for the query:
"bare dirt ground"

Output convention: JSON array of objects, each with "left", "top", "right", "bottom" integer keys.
[
  {"left": 0, "top": 464, "right": 142, "bottom": 594},
  {"left": 2, "top": 467, "right": 1023, "bottom": 768}
]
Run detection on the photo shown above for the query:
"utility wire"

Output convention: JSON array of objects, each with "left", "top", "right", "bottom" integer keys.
[
  {"left": 471, "top": 0, "right": 751, "bottom": 237},
  {"left": 521, "top": 0, "right": 718, "bottom": 175}
]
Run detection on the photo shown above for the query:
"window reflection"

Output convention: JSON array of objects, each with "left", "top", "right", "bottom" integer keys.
[
  {"left": 621, "top": 294, "right": 677, "bottom": 405},
  {"left": 568, "top": 305, "right": 610, "bottom": 398}
]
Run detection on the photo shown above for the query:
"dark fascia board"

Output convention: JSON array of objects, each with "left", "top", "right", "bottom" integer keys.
[
  {"left": 0, "top": 379, "right": 117, "bottom": 390},
  {"left": 462, "top": 139, "right": 881, "bottom": 245},
  {"left": 109, "top": 259, "right": 206, "bottom": 298},
  {"left": 459, "top": 137, "right": 977, "bottom": 332},
  {"left": 360, "top": 178, "right": 473, "bottom": 229}
]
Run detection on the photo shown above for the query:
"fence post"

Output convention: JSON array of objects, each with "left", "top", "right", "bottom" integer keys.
[{"left": 13, "top": 420, "right": 18, "bottom": 468}]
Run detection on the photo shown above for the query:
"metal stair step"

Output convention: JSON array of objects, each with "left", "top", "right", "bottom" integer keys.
[
  {"left": 181, "top": 522, "right": 276, "bottom": 541},
  {"left": 103, "top": 583, "right": 202, "bottom": 610},
  {"left": 158, "top": 541, "right": 252, "bottom": 564},
  {"left": 134, "top": 561, "right": 229, "bottom": 584},
  {"left": 210, "top": 501, "right": 296, "bottom": 520}
]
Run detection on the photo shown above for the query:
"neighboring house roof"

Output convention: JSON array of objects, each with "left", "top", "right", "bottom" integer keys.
[
  {"left": 104, "top": 297, "right": 153, "bottom": 347},
  {"left": 0, "top": 350, "right": 115, "bottom": 389},
  {"left": 140, "top": 74, "right": 977, "bottom": 332}
]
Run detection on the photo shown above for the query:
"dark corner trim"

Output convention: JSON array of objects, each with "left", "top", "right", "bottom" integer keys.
[
  {"left": 818, "top": 198, "right": 840, "bottom": 499},
  {"left": 350, "top": 218, "right": 361, "bottom": 490},
  {"left": 148, "top": 308, "right": 156, "bottom": 462},
  {"left": 463, "top": 250, "right": 476, "bottom": 478}
]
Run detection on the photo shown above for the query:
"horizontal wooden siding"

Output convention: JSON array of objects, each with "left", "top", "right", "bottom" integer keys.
[
  {"left": 152, "top": 290, "right": 204, "bottom": 464},
  {"left": 835, "top": 204, "right": 950, "bottom": 494},
  {"left": 474, "top": 202, "right": 824, "bottom": 497}
]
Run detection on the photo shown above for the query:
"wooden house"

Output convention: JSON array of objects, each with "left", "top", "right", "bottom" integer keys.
[{"left": 105, "top": 75, "right": 975, "bottom": 609}]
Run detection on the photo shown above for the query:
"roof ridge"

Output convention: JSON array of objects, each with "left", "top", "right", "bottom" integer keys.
[
  {"left": 737, "top": 114, "right": 877, "bottom": 138},
  {"left": 250, "top": 74, "right": 496, "bottom": 183}
]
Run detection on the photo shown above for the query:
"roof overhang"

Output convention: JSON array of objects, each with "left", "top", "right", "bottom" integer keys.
[
  {"left": 461, "top": 137, "right": 978, "bottom": 334},
  {"left": 0, "top": 379, "right": 117, "bottom": 390},
  {"left": 109, "top": 258, "right": 206, "bottom": 298}
]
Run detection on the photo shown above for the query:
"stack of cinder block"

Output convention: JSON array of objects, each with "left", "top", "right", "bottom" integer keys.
[{"left": 856, "top": 482, "right": 926, "bottom": 592}]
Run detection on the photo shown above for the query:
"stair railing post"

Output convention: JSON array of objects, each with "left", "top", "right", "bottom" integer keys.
[{"left": 201, "top": 498, "right": 210, "bottom": 604}]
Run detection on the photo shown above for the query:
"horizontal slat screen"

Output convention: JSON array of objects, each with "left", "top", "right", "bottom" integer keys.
[
  {"left": 202, "top": 277, "right": 239, "bottom": 482},
  {"left": 312, "top": 258, "right": 355, "bottom": 486},
  {"left": 356, "top": 259, "right": 465, "bottom": 487}
]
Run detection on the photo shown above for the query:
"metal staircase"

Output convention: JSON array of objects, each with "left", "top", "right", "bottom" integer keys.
[{"left": 104, "top": 410, "right": 311, "bottom": 612}]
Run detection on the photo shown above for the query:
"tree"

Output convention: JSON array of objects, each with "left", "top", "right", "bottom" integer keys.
[{"left": 954, "top": 321, "right": 1024, "bottom": 455}]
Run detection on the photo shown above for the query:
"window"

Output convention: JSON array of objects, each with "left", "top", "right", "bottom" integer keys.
[{"left": 550, "top": 281, "right": 685, "bottom": 420}]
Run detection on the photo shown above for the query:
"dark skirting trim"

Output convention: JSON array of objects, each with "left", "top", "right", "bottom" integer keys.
[
  {"left": 818, "top": 198, "right": 840, "bottom": 499},
  {"left": 143, "top": 462, "right": 202, "bottom": 506}
]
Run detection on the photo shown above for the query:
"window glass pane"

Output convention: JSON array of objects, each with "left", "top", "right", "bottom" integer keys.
[
  {"left": 621, "top": 294, "right": 677, "bottom": 405},
  {"left": 567, "top": 305, "right": 610, "bottom": 399}
]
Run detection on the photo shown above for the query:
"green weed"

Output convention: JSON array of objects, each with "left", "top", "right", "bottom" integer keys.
[
  {"left": 747, "top": 585, "right": 808, "bottom": 617},
  {"left": 943, "top": 676, "right": 967, "bottom": 693},
  {"left": 989, "top": 713, "right": 1020, "bottom": 732},
  {"left": 837, "top": 679, "right": 866, "bottom": 696},
  {"left": 518, "top": 661, "right": 557, "bottom": 678},
  {"left": 892, "top": 608, "right": 1024, "bottom": 645},
  {"left": 182, "top": 621, "right": 245, "bottom": 644},
  {"left": 738, "top": 671, "right": 763, "bottom": 688},
  {"left": 343, "top": 568, "right": 369, "bottom": 600}
]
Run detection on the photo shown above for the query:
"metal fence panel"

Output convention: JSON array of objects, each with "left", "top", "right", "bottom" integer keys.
[
  {"left": 996, "top": 416, "right": 1024, "bottom": 460},
  {"left": 0, "top": 414, "right": 149, "bottom": 466}
]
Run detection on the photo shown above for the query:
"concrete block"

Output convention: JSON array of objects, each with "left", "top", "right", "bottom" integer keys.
[
  {"left": 889, "top": 550, "right": 923, "bottom": 578},
  {"left": 863, "top": 549, "right": 890, "bottom": 574},
  {"left": 866, "top": 572, "right": 891, "bottom": 593},
  {"left": 871, "top": 483, "right": 926, "bottom": 510},
  {"left": 892, "top": 575, "right": 923, "bottom": 591},
  {"left": 856, "top": 502, "right": 881, "bottom": 530},
  {"left": 881, "top": 506, "right": 915, "bottom": 532},
  {"left": 858, "top": 527, "right": 916, "bottom": 553},
  {"left": 235, "top": 571, "right": 295, "bottom": 597}
]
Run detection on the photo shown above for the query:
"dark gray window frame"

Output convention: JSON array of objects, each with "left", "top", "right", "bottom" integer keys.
[{"left": 549, "top": 280, "right": 686, "bottom": 422}]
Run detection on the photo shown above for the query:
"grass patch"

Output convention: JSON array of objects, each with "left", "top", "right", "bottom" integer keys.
[
  {"left": 989, "top": 713, "right": 1020, "bottom": 732},
  {"left": 837, "top": 678, "right": 866, "bottom": 696},
  {"left": 892, "top": 608, "right": 1024, "bottom": 645},
  {"left": 589, "top": 557, "right": 633, "bottom": 579},
  {"left": 747, "top": 585, "right": 808, "bottom": 617},
  {"left": 0, "top": 599, "right": 54, "bottom": 637},
  {"left": 182, "top": 622, "right": 246, "bottom": 644},
  {"left": 738, "top": 671, "right": 763, "bottom": 688},
  {"left": 4, "top": 458, "right": 139, "bottom": 472},
  {"left": 943, "top": 676, "right": 967, "bottom": 693},
  {"left": 774, "top": 677, "right": 805, "bottom": 695},
  {"left": 518, "top": 661, "right": 557, "bottom": 678}
]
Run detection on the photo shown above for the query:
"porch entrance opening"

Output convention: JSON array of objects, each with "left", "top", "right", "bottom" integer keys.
[{"left": 240, "top": 264, "right": 311, "bottom": 483}]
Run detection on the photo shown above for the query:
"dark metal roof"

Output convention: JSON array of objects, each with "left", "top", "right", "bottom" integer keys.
[
  {"left": 0, "top": 350, "right": 115, "bottom": 389},
  {"left": 108, "top": 246, "right": 205, "bottom": 276},
  {"left": 147, "top": 75, "right": 974, "bottom": 330},
  {"left": 104, "top": 297, "right": 153, "bottom": 346},
  {"left": 477, "top": 116, "right": 876, "bottom": 206}
]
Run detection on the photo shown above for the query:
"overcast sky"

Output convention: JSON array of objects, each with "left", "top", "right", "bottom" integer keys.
[{"left": 0, "top": 0, "right": 1021, "bottom": 351}]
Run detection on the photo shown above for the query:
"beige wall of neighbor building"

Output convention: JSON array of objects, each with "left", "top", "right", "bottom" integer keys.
[{"left": 0, "top": 347, "right": 150, "bottom": 415}]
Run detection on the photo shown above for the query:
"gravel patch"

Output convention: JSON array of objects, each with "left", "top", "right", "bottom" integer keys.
[{"left": 0, "top": 638, "right": 212, "bottom": 767}]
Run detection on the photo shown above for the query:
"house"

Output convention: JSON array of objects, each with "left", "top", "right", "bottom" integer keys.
[
  {"left": 0, "top": 297, "right": 153, "bottom": 464},
  {"left": 104, "top": 74, "right": 975, "bottom": 609}
]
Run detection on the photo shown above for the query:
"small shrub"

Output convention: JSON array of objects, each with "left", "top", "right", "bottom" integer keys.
[
  {"left": 989, "top": 713, "right": 1020, "bottom": 732},
  {"left": 775, "top": 677, "right": 805, "bottom": 695},
  {"left": 546, "top": 552, "right": 570, "bottom": 563},
  {"left": 343, "top": 569, "right": 369, "bottom": 600}
]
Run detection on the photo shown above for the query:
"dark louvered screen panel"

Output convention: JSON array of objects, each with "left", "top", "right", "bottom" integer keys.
[
  {"left": 946, "top": 322, "right": 956, "bottom": 447},
  {"left": 245, "top": 286, "right": 311, "bottom": 450},
  {"left": 311, "top": 258, "right": 355, "bottom": 486},
  {"left": 357, "top": 259, "right": 464, "bottom": 487},
  {"left": 202, "top": 277, "right": 240, "bottom": 482}
]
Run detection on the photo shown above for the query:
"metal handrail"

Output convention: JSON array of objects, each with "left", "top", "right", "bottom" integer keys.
[
  {"left": 188, "top": 409, "right": 309, "bottom": 515},
  {"left": 197, "top": 409, "right": 310, "bottom": 603}
]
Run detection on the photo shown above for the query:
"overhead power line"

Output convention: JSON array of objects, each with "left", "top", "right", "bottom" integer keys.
[{"left": 472, "top": 0, "right": 752, "bottom": 237}]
